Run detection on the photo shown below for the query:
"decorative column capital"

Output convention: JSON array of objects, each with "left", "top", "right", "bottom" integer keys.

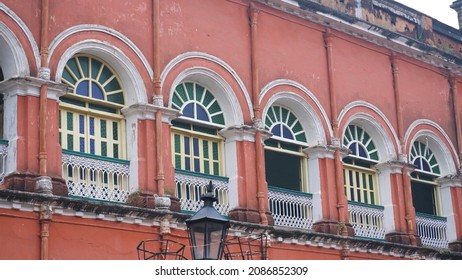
[
  {"left": 38, "top": 67, "right": 51, "bottom": 80},
  {"left": 219, "top": 125, "right": 257, "bottom": 142},
  {"left": 303, "top": 145, "right": 335, "bottom": 159},
  {"left": 375, "top": 161, "right": 407, "bottom": 174},
  {"left": 152, "top": 94, "right": 164, "bottom": 107},
  {"left": 436, "top": 174, "right": 462, "bottom": 189},
  {"left": 121, "top": 103, "right": 181, "bottom": 123}
]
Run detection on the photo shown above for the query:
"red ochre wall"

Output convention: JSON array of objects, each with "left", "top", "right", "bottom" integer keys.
[
  {"left": 0, "top": 207, "right": 408, "bottom": 260},
  {"left": 1, "top": 0, "right": 460, "bottom": 259}
]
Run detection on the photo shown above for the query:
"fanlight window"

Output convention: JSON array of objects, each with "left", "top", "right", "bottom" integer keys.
[
  {"left": 342, "top": 125, "right": 379, "bottom": 205},
  {"left": 171, "top": 82, "right": 225, "bottom": 176},
  {"left": 410, "top": 140, "right": 441, "bottom": 216},
  {"left": 171, "top": 82, "right": 225, "bottom": 126},
  {"left": 60, "top": 55, "right": 125, "bottom": 159},
  {"left": 264, "top": 105, "right": 308, "bottom": 192}
]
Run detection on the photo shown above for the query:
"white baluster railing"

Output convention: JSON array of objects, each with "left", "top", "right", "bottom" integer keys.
[
  {"left": 416, "top": 213, "right": 448, "bottom": 248},
  {"left": 174, "top": 169, "right": 229, "bottom": 215},
  {"left": 62, "top": 150, "right": 130, "bottom": 203},
  {"left": 0, "top": 140, "right": 8, "bottom": 184},
  {"left": 268, "top": 186, "right": 313, "bottom": 229},
  {"left": 348, "top": 201, "right": 385, "bottom": 240}
]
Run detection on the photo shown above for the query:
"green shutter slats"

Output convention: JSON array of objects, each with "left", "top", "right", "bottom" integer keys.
[
  {"left": 410, "top": 141, "right": 440, "bottom": 175},
  {"left": 264, "top": 105, "right": 307, "bottom": 144},
  {"left": 172, "top": 82, "right": 225, "bottom": 126},
  {"left": 343, "top": 125, "right": 379, "bottom": 162}
]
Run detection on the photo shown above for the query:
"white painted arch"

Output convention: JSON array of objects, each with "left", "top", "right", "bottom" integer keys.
[
  {"left": 0, "top": 3, "right": 38, "bottom": 78},
  {"left": 167, "top": 67, "right": 245, "bottom": 127},
  {"left": 339, "top": 101, "right": 399, "bottom": 162},
  {"left": 161, "top": 52, "right": 253, "bottom": 121},
  {"left": 405, "top": 120, "right": 458, "bottom": 176},
  {"left": 260, "top": 79, "right": 332, "bottom": 141},
  {"left": 49, "top": 24, "right": 153, "bottom": 80},
  {"left": 54, "top": 39, "right": 148, "bottom": 106},
  {"left": 262, "top": 91, "right": 327, "bottom": 146}
]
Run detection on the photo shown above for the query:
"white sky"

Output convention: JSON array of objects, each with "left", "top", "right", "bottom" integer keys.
[{"left": 395, "top": 0, "right": 459, "bottom": 28}]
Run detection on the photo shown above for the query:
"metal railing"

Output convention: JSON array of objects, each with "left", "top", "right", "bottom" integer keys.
[
  {"left": 62, "top": 149, "right": 130, "bottom": 203},
  {"left": 174, "top": 169, "right": 229, "bottom": 215},
  {"left": 348, "top": 201, "right": 385, "bottom": 240},
  {"left": 268, "top": 186, "right": 313, "bottom": 229},
  {"left": 0, "top": 140, "right": 8, "bottom": 184},
  {"left": 416, "top": 212, "right": 448, "bottom": 248}
]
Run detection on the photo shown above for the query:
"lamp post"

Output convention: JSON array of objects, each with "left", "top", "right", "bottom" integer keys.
[{"left": 186, "top": 181, "right": 230, "bottom": 260}]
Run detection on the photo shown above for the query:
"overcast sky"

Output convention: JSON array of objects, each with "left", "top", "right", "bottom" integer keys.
[{"left": 395, "top": 0, "right": 459, "bottom": 28}]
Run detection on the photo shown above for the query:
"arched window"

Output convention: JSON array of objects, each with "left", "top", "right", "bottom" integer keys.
[
  {"left": 171, "top": 81, "right": 229, "bottom": 215},
  {"left": 171, "top": 82, "right": 225, "bottom": 176},
  {"left": 60, "top": 55, "right": 128, "bottom": 202},
  {"left": 60, "top": 55, "right": 125, "bottom": 158},
  {"left": 264, "top": 105, "right": 308, "bottom": 192},
  {"left": 409, "top": 140, "right": 441, "bottom": 216},
  {"left": 343, "top": 124, "right": 379, "bottom": 205}
]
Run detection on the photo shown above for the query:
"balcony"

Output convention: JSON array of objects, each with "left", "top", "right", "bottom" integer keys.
[
  {"left": 62, "top": 149, "right": 130, "bottom": 203},
  {"left": 416, "top": 212, "right": 448, "bottom": 248},
  {"left": 0, "top": 140, "right": 7, "bottom": 184},
  {"left": 268, "top": 186, "right": 313, "bottom": 229},
  {"left": 174, "top": 169, "right": 229, "bottom": 215},
  {"left": 348, "top": 201, "right": 385, "bottom": 240}
]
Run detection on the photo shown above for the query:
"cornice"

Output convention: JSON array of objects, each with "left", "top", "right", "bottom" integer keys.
[{"left": 0, "top": 189, "right": 460, "bottom": 259}]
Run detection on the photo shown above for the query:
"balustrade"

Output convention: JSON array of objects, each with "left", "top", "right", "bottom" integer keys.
[
  {"left": 416, "top": 212, "right": 448, "bottom": 248},
  {"left": 348, "top": 201, "right": 385, "bottom": 240},
  {"left": 268, "top": 186, "right": 313, "bottom": 229},
  {"left": 62, "top": 150, "right": 130, "bottom": 202},
  {"left": 174, "top": 169, "right": 229, "bottom": 215}
]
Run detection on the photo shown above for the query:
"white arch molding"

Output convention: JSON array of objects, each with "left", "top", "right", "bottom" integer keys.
[
  {"left": 341, "top": 113, "right": 397, "bottom": 163},
  {"left": 168, "top": 67, "right": 245, "bottom": 127},
  {"left": 339, "top": 101, "right": 400, "bottom": 159},
  {"left": 54, "top": 40, "right": 148, "bottom": 106},
  {"left": 406, "top": 127, "right": 457, "bottom": 176},
  {"left": 161, "top": 52, "right": 253, "bottom": 120},
  {"left": 49, "top": 24, "right": 153, "bottom": 80},
  {"left": 260, "top": 79, "right": 332, "bottom": 140},
  {"left": 262, "top": 92, "right": 327, "bottom": 146},
  {"left": 0, "top": 23, "right": 31, "bottom": 79}
]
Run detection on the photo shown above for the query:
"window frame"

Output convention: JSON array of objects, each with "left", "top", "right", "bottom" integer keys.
[
  {"left": 263, "top": 105, "right": 309, "bottom": 193},
  {"left": 342, "top": 124, "right": 380, "bottom": 205},
  {"left": 171, "top": 82, "right": 226, "bottom": 177},
  {"left": 409, "top": 140, "right": 442, "bottom": 216},
  {"left": 59, "top": 55, "right": 126, "bottom": 160}
]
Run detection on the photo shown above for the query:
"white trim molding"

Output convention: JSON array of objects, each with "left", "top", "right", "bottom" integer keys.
[
  {"left": 161, "top": 52, "right": 253, "bottom": 120},
  {"left": 48, "top": 24, "right": 153, "bottom": 80},
  {"left": 0, "top": 3, "right": 39, "bottom": 73},
  {"left": 260, "top": 79, "right": 332, "bottom": 140},
  {"left": 167, "top": 67, "right": 245, "bottom": 127},
  {"left": 405, "top": 120, "right": 458, "bottom": 176},
  {"left": 54, "top": 39, "right": 148, "bottom": 106},
  {"left": 339, "top": 101, "right": 400, "bottom": 159},
  {"left": 262, "top": 91, "right": 328, "bottom": 147},
  {"left": 0, "top": 22, "right": 31, "bottom": 79}
]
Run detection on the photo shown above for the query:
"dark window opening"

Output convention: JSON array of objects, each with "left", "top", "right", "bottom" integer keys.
[
  {"left": 411, "top": 179, "right": 436, "bottom": 216},
  {"left": 0, "top": 66, "right": 4, "bottom": 81},
  {"left": 265, "top": 149, "right": 301, "bottom": 192}
]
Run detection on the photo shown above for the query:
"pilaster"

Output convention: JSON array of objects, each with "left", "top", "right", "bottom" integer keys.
[
  {"left": 223, "top": 125, "right": 273, "bottom": 225},
  {"left": 0, "top": 77, "right": 67, "bottom": 195},
  {"left": 305, "top": 144, "right": 354, "bottom": 236}
]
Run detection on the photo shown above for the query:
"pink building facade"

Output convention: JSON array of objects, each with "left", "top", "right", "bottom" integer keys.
[{"left": 1, "top": 0, "right": 462, "bottom": 259}]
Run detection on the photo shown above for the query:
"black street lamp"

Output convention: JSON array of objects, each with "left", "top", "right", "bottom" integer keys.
[{"left": 186, "top": 181, "right": 230, "bottom": 260}]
